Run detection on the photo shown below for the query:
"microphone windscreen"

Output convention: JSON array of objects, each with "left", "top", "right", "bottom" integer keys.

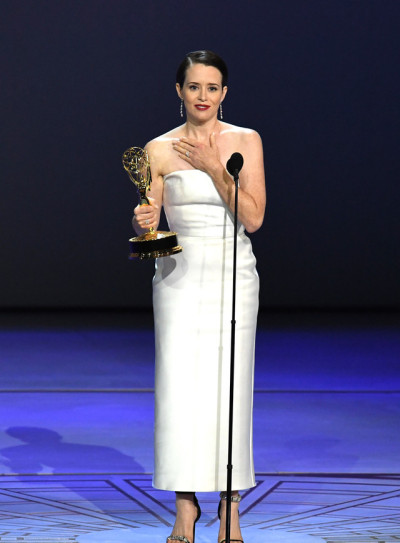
[{"left": 226, "top": 152, "right": 244, "bottom": 175}]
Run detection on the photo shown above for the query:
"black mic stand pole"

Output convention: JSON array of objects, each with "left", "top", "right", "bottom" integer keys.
[{"left": 225, "top": 166, "right": 240, "bottom": 543}]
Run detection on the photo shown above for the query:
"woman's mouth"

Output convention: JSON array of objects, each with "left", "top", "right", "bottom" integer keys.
[{"left": 195, "top": 105, "right": 210, "bottom": 110}]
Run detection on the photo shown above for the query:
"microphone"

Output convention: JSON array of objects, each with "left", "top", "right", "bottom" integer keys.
[{"left": 226, "top": 152, "right": 244, "bottom": 176}]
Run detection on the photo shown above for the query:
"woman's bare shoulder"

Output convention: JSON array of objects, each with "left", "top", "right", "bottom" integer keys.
[
  {"left": 145, "top": 126, "right": 185, "bottom": 174},
  {"left": 219, "top": 122, "right": 261, "bottom": 141},
  {"left": 146, "top": 126, "right": 185, "bottom": 148}
]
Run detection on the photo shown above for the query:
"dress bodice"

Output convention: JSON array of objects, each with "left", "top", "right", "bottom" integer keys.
[{"left": 163, "top": 169, "right": 244, "bottom": 238}]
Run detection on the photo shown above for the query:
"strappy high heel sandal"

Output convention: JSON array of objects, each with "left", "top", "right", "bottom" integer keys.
[
  {"left": 167, "top": 494, "right": 201, "bottom": 543},
  {"left": 217, "top": 491, "right": 244, "bottom": 543}
]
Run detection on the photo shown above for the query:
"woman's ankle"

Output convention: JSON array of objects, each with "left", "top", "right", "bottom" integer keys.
[{"left": 176, "top": 491, "right": 195, "bottom": 502}]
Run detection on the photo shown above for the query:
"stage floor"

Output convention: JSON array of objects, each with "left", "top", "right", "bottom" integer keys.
[{"left": 0, "top": 310, "right": 399, "bottom": 542}]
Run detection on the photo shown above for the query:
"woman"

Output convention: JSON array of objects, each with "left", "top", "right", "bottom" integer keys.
[{"left": 133, "top": 50, "right": 266, "bottom": 543}]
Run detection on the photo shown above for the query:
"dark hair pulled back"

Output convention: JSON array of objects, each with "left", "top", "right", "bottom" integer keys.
[{"left": 176, "top": 50, "right": 228, "bottom": 88}]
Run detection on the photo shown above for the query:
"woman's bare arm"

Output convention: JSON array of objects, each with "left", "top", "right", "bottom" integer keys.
[{"left": 132, "top": 141, "right": 164, "bottom": 235}]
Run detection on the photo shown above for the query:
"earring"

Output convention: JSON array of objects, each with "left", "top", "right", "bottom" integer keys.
[
  {"left": 219, "top": 104, "right": 223, "bottom": 120},
  {"left": 180, "top": 100, "right": 184, "bottom": 118}
]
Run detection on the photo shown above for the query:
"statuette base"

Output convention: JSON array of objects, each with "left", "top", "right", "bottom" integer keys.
[{"left": 129, "top": 231, "right": 183, "bottom": 260}]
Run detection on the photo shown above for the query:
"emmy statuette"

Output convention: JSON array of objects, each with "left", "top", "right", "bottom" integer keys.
[{"left": 122, "top": 147, "right": 182, "bottom": 259}]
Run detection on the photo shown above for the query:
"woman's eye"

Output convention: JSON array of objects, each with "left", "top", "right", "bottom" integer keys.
[
  {"left": 209, "top": 87, "right": 218, "bottom": 92},
  {"left": 189, "top": 85, "right": 198, "bottom": 90}
]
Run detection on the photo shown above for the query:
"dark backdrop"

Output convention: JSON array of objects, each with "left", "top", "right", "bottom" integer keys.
[{"left": 1, "top": 0, "right": 399, "bottom": 309}]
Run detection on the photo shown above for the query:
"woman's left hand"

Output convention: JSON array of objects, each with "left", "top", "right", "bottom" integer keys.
[{"left": 172, "top": 134, "right": 221, "bottom": 173}]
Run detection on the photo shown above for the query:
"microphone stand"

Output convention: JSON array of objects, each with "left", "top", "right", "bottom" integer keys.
[{"left": 225, "top": 166, "right": 240, "bottom": 543}]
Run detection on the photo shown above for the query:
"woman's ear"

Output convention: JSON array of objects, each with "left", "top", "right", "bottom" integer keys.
[
  {"left": 176, "top": 83, "right": 183, "bottom": 100},
  {"left": 220, "top": 85, "right": 228, "bottom": 103}
]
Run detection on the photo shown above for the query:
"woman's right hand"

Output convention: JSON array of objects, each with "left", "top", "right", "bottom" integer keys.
[{"left": 133, "top": 197, "right": 159, "bottom": 231}]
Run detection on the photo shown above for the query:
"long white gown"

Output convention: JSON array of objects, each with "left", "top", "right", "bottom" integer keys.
[{"left": 152, "top": 169, "right": 259, "bottom": 492}]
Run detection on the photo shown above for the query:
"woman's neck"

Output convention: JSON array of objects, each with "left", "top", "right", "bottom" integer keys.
[{"left": 184, "top": 117, "right": 221, "bottom": 142}]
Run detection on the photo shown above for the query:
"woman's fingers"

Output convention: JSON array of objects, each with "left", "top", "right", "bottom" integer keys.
[
  {"left": 136, "top": 214, "right": 156, "bottom": 228},
  {"left": 134, "top": 198, "right": 157, "bottom": 215},
  {"left": 172, "top": 137, "right": 197, "bottom": 156},
  {"left": 179, "top": 136, "right": 196, "bottom": 147},
  {"left": 134, "top": 202, "right": 157, "bottom": 228}
]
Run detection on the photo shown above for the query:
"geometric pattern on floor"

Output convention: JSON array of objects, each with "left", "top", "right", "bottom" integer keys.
[
  {"left": 244, "top": 474, "right": 400, "bottom": 541},
  {"left": 0, "top": 474, "right": 399, "bottom": 542}
]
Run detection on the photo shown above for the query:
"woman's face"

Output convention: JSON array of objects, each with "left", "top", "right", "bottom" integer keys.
[{"left": 176, "top": 63, "right": 227, "bottom": 121}]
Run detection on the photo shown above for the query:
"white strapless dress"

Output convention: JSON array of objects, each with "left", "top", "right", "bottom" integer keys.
[{"left": 153, "top": 170, "right": 259, "bottom": 492}]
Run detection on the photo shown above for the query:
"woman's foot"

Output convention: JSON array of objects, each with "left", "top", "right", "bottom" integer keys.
[
  {"left": 217, "top": 492, "right": 243, "bottom": 543},
  {"left": 168, "top": 492, "right": 200, "bottom": 543}
]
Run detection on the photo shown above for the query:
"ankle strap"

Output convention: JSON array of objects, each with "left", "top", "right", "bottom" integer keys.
[{"left": 219, "top": 491, "right": 242, "bottom": 502}]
